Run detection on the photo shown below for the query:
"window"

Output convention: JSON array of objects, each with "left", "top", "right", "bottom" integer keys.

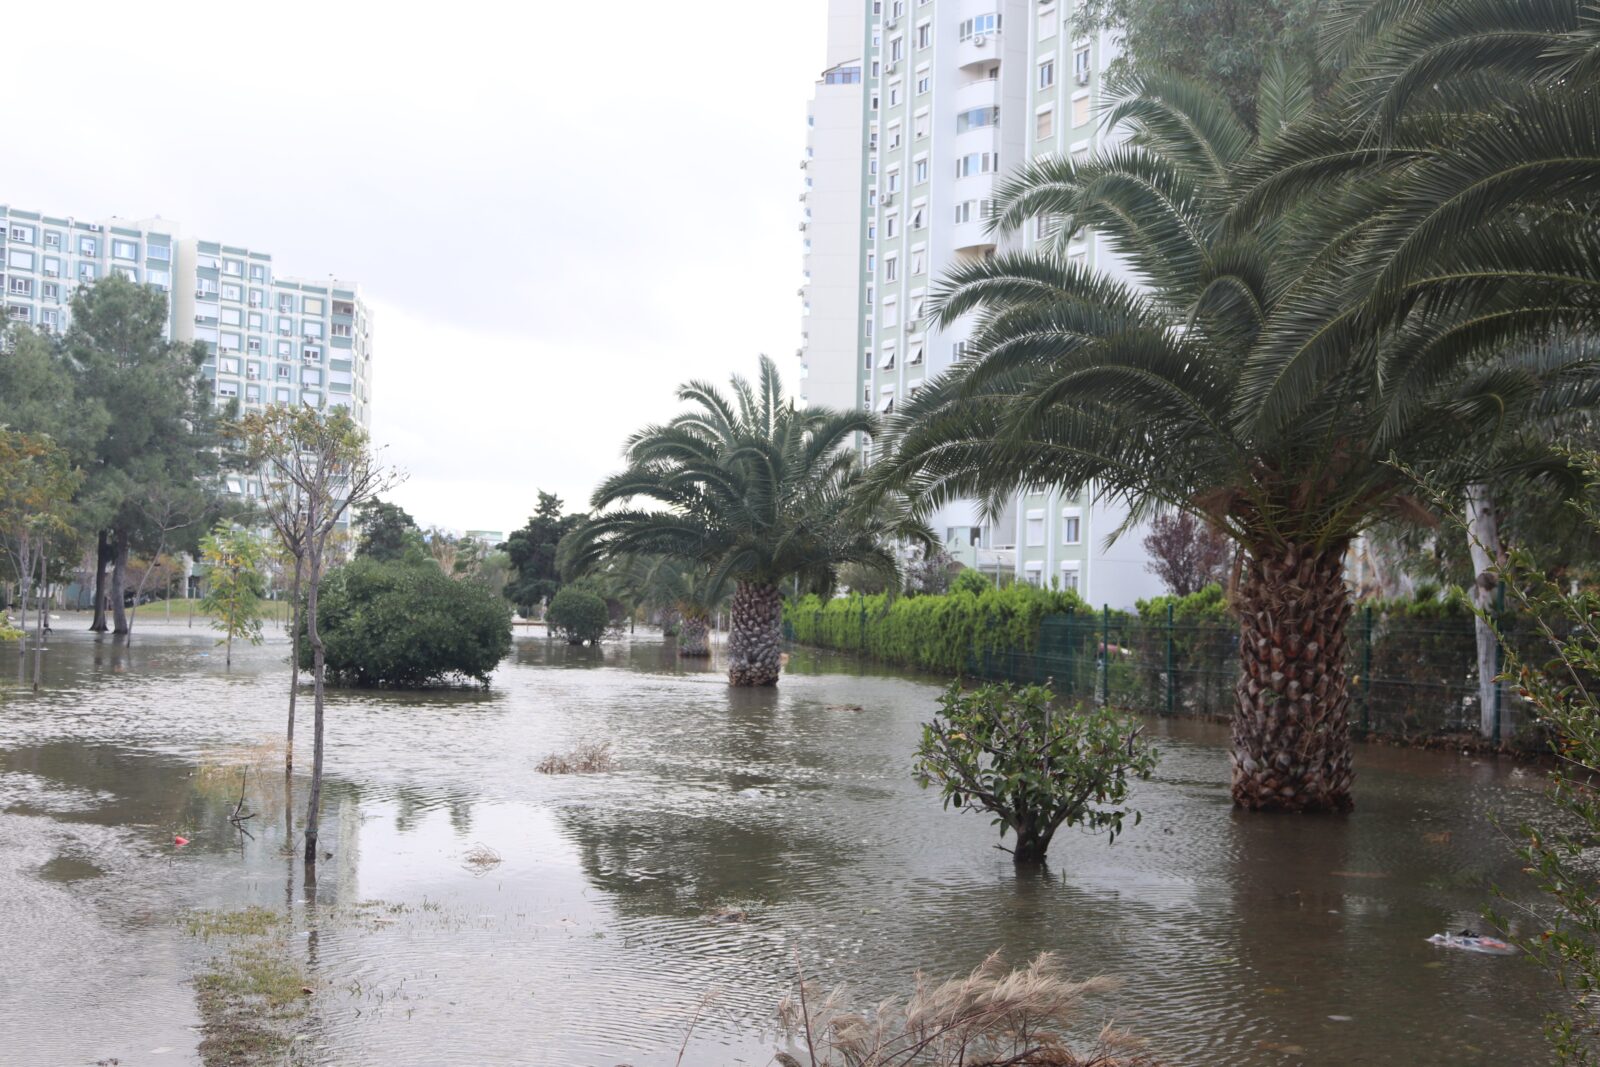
[
  {"left": 77, "top": 236, "right": 97, "bottom": 256},
  {"left": 953, "top": 200, "right": 992, "bottom": 224},
  {"left": 878, "top": 391, "right": 896, "bottom": 413},
  {"left": 276, "top": 364, "right": 293, "bottom": 379},
  {"left": 958, "top": 13, "right": 1001, "bottom": 41},
  {"left": 879, "top": 346, "right": 896, "bottom": 370},
  {"left": 952, "top": 340, "right": 968, "bottom": 360},
  {"left": 221, "top": 307, "right": 243, "bottom": 326},
  {"left": 908, "top": 341, "right": 924, "bottom": 365},
  {"left": 1059, "top": 564, "right": 1080, "bottom": 592},
  {"left": 217, "top": 382, "right": 239, "bottom": 399},
  {"left": 248, "top": 312, "right": 264, "bottom": 330},
  {"left": 302, "top": 346, "right": 321, "bottom": 363},
  {"left": 147, "top": 270, "right": 169, "bottom": 290},
  {"left": 8, "top": 249, "right": 35, "bottom": 270},
  {"left": 275, "top": 387, "right": 292, "bottom": 404},
  {"left": 888, "top": 122, "right": 902, "bottom": 149},
  {"left": 885, "top": 256, "right": 898, "bottom": 282},
  {"left": 1026, "top": 515, "right": 1045, "bottom": 547},
  {"left": 41, "top": 282, "right": 58, "bottom": 301},
  {"left": 1036, "top": 108, "right": 1055, "bottom": 140},
  {"left": 9, "top": 277, "right": 33, "bottom": 296},
  {"left": 112, "top": 265, "right": 137, "bottom": 282},
  {"left": 1073, "top": 94, "right": 1092, "bottom": 127},
  {"left": 824, "top": 65, "right": 862, "bottom": 85},
  {"left": 867, "top": 253, "right": 876, "bottom": 273},
  {"left": 148, "top": 244, "right": 171, "bottom": 261},
  {"left": 196, "top": 278, "right": 218, "bottom": 296},
  {"left": 112, "top": 239, "right": 138, "bottom": 260},
  {"left": 8, "top": 224, "right": 35, "bottom": 243},
  {"left": 249, "top": 289, "right": 264, "bottom": 308},
  {"left": 332, "top": 322, "right": 352, "bottom": 338},
  {"left": 917, "top": 22, "right": 931, "bottom": 48},
  {"left": 43, "top": 231, "right": 61, "bottom": 250},
  {"left": 40, "top": 308, "right": 60, "bottom": 331},
  {"left": 885, "top": 213, "right": 899, "bottom": 239},
  {"left": 889, "top": 82, "right": 902, "bottom": 107},
  {"left": 910, "top": 205, "right": 925, "bottom": 230},
  {"left": 914, "top": 158, "right": 928, "bottom": 183},
  {"left": 78, "top": 263, "right": 97, "bottom": 281},
  {"left": 911, "top": 249, "right": 925, "bottom": 275},
  {"left": 882, "top": 299, "right": 899, "bottom": 328},
  {"left": 278, "top": 296, "right": 294, "bottom": 312},
  {"left": 913, "top": 111, "right": 930, "bottom": 139},
  {"left": 1039, "top": 4, "right": 1058, "bottom": 39},
  {"left": 887, "top": 168, "right": 901, "bottom": 193},
  {"left": 1039, "top": 59, "right": 1056, "bottom": 89},
  {"left": 247, "top": 337, "right": 262, "bottom": 355},
  {"left": 246, "top": 385, "right": 261, "bottom": 403},
  {"left": 956, "top": 152, "right": 1000, "bottom": 177},
  {"left": 220, "top": 356, "right": 240, "bottom": 373},
  {"left": 1075, "top": 47, "right": 1092, "bottom": 82},
  {"left": 1062, "top": 512, "right": 1082, "bottom": 544},
  {"left": 222, "top": 259, "right": 243, "bottom": 276},
  {"left": 916, "top": 72, "right": 930, "bottom": 94},
  {"left": 222, "top": 283, "right": 242, "bottom": 301},
  {"left": 303, "top": 297, "right": 324, "bottom": 314},
  {"left": 221, "top": 334, "right": 242, "bottom": 354},
  {"left": 955, "top": 107, "right": 1000, "bottom": 133},
  {"left": 249, "top": 263, "right": 266, "bottom": 281},
  {"left": 890, "top": 36, "right": 903, "bottom": 62},
  {"left": 277, "top": 317, "right": 293, "bottom": 334},
  {"left": 303, "top": 368, "right": 322, "bottom": 386},
  {"left": 6, "top": 305, "right": 30, "bottom": 322}
]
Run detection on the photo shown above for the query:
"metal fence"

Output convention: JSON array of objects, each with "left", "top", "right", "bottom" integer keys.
[{"left": 792, "top": 604, "right": 1543, "bottom": 746}]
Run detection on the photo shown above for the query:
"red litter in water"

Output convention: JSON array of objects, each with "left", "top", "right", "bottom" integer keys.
[{"left": 174, "top": 836, "right": 190, "bottom": 847}]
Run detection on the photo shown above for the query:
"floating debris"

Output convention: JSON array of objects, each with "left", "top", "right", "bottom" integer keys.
[
  {"left": 536, "top": 741, "right": 617, "bottom": 774},
  {"left": 462, "top": 843, "right": 503, "bottom": 875},
  {"left": 1427, "top": 931, "right": 1517, "bottom": 956}
]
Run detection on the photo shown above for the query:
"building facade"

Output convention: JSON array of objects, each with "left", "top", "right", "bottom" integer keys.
[
  {"left": 0, "top": 203, "right": 374, "bottom": 469},
  {"left": 800, "top": 0, "right": 1164, "bottom": 608}
]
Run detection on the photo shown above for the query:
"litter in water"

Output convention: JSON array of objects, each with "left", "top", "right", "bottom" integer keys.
[
  {"left": 1427, "top": 930, "right": 1516, "bottom": 955},
  {"left": 173, "top": 835, "right": 189, "bottom": 847}
]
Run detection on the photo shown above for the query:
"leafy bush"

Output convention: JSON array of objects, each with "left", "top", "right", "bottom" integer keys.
[
  {"left": 950, "top": 568, "right": 993, "bottom": 597},
  {"left": 547, "top": 587, "right": 609, "bottom": 645},
  {"left": 915, "top": 681, "right": 1158, "bottom": 864},
  {"left": 786, "top": 582, "right": 1086, "bottom": 676},
  {"left": 302, "top": 557, "right": 512, "bottom": 686}
]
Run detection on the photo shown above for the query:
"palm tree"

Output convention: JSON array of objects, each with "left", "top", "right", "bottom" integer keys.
[
  {"left": 868, "top": 65, "right": 1599, "bottom": 811},
  {"left": 587, "top": 553, "right": 722, "bottom": 656},
  {"left": 568, "top": 358, "right": 931, "bottom": 686}
]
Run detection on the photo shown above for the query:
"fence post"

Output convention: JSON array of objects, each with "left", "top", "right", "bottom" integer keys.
[
  {"left": 1100, "top": 604, "right": 1111, "bottom": 706},
  {"left": 1493, "top": 581, "right": 1506, "bottom": 744},
  {"left": 1166, "top": 602, "right": 1176, "bottom": 717},
  {"left": 1361, "top": 604, "right": 1373, "bottom": 734}
]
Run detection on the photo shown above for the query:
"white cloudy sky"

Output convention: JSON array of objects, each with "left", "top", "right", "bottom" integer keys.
[{"left": 4, "top": 1, "right": 827, "bottom": 536}]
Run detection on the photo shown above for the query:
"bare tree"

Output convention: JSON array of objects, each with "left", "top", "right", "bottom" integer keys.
[
  {"left": 1142, "top": 512, "right": 1232, "bottom": 597},
  {"left": 236, "top": 407, "right": 401, "bottom": 873}
]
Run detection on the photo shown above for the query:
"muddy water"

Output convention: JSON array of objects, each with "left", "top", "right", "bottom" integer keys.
[{"left": 0, "top": 619, "right": 1561, "bottom": 1066}]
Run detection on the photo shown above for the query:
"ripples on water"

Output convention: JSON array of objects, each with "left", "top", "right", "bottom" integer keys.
[{"left": 0, "top": 620, "right": 1562, "bottom": 1065}]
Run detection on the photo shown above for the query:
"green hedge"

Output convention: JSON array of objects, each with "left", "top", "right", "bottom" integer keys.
[{"left": 785, "top": 582, "right": 1088, "bottom": 675}]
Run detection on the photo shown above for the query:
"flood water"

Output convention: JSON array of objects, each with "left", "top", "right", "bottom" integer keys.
[{"left": 0, "top": 618, "right": 1564, "bottom": 1066}]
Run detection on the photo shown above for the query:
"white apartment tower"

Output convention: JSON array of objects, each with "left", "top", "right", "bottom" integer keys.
[{"left": 800, "top": 0, "right": 1165, "bottom": 607}]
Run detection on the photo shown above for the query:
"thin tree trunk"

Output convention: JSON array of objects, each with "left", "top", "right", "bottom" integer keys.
[
  {"left": 32, "top": 545, "right": 46, "bottom": 690},
  {"left": 727, "top": 580, "right": 782, "bottom": 686},
  {"left": 287, "top": 556, "right": 303, "bottom": 780},
  {"left": 90, "top": 530, "right": 111, "bottom": 632},
  {"left": 16, "top": 531, "right": 30, "bottom": 659},
  {"left": 1231, "top": 541, "right": 1355, "bottom": 813},
  {"left": 303, "top": 546, "right": 326, "bottom": 871},
  {"left": 111, "top": 530, "right": 130, "bottom": 636},
  {"left": 679, "top": 612, "right": 711, "bottom": 657},
  {"left": 1465, "top": 484, "right": 1502, "bottom": 740}
]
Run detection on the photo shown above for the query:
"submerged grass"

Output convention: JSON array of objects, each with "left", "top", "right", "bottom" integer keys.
[
  {"left": 184, "top": 906, "right": 311, "bottom": 1066},
  {"left": 536, "top": 740, "right": 617, "bottom": 774}
]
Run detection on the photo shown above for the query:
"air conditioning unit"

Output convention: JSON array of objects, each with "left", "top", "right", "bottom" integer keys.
[
  {"left": 973, "top": 34, "right": 987, "bottom": 46},
  {"left": 886, "top": 17, "right": 897, "bottom": 29},
  {"left": 882, "top": 193, "right": 895, "bottom": 206},
  {"left": 799, "top": 222, "right": 809, "bottom": 232},
  {"left": 1076, "top": 69, "right": 1090, "bottom": 85},
  {"left": 886, "top": 62, "right": 898, "bottom": 74}
]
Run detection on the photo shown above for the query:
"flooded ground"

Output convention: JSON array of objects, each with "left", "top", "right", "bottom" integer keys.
[{"left": 0, "top": 619, "right": 1562, "bottom": 1065}]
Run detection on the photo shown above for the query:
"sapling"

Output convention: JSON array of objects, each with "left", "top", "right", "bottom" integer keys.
[{"left": 915, "top": 681, "right": 1157, "bottom": 864}]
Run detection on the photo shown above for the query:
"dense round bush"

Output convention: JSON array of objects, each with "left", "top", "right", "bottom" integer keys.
[
  {"left": 950, "top": 569, "right": 993, "bottom": 596},
  {"left": 302, "top": 558, "right": 513, "bottom": 686},
  {"left": 547, "top": 587, "right": 610, "bottom": 645}
]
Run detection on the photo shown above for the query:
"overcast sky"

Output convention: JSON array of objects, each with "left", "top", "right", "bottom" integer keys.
[{"left": 4, "top": 1, "right": 827, "bottom": 536}]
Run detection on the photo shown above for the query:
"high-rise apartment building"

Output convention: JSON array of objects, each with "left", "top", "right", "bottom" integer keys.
[
  {"left": 800, "top": 0, "right": 1163, "bottom": 607},
  {"left": 0, "top": 204, "right": 374, "bottom": 459}
]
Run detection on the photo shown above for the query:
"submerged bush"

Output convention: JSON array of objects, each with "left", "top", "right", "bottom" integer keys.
[
  {"left": 915, "top": 681, "right": 1157, "bottom": 864},
  {"left": 303, "top": 557, "right": 512, "bottom": 686},
  {"left": 547, "top": 587, "right": 610, "bottom": 645}
]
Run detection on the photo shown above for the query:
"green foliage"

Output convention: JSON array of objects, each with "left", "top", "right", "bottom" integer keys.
[
  {"left": 302, "top": 557, "right": 512, "bottom": 686},
  {"left": 1075, "top": 0, "right": 1329, "bottom": 124},
  {"left": 786, "top": 582, "right": 1086, "bottom": 675},
  {"left": 547, "top": 587, "right": 610, "bottom": 646},
  {"left": 354, "top": 498, "right": 425, "bottom": 562},
  {"left": 503, "top": 491, "right": 584, "bottom": 615},
  {"left": 198, "top": 522, "right": 267, "bottom": 660},
  {"left": 950, "top": 569, "right": 993, "bottom": 597},
  {"left": 915, "top": 681, "right": 1158, "bottom": 863}
]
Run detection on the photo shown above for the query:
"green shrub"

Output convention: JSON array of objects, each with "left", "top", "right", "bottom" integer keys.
[
  {"left": 547, "top": 587, "right": 610, "bottom": 645},
  {"left": 785, "top": 582, "right": 1086, "bottom": 676},
  {"left": 950, "top": 569, "right": 993, "bottom": 596},
  {"left": 302, "top": 557, "right": 512, "bottom": 686},
  {"left": 915, "top": 681, "right": 1158, "bottom": 864}
]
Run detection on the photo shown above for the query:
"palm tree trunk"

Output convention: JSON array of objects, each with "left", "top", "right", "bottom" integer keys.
[
  {"left": 727, "top": 581, "right": 782, "bottom": 686},
  {"left": 679, "top": 612, "right": 710, "bottom": 657},
  {"left": 1231, "top": 542, "right": 1355, "bottom": 813}
]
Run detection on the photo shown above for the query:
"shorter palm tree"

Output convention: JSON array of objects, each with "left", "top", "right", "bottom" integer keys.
[{"left": 567, "top": 358, "right": 930, "bottom": 686}]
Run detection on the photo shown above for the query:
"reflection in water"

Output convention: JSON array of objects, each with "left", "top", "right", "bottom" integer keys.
[{"left": 0, "top": 618, "right": 1566, "bottom": 1065}]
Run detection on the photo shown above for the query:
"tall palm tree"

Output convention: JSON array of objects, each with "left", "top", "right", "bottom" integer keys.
[
  {"left": 867, "top": 65, "right": 1599, "bottom": 811},
  {"left": 568, "top": 358, "right": 931, "bottom": 686}
]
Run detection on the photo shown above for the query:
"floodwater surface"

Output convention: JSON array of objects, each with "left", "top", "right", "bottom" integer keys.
[{"left": 0, "top": 618, "right": 1563, "bottom": 1065}]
